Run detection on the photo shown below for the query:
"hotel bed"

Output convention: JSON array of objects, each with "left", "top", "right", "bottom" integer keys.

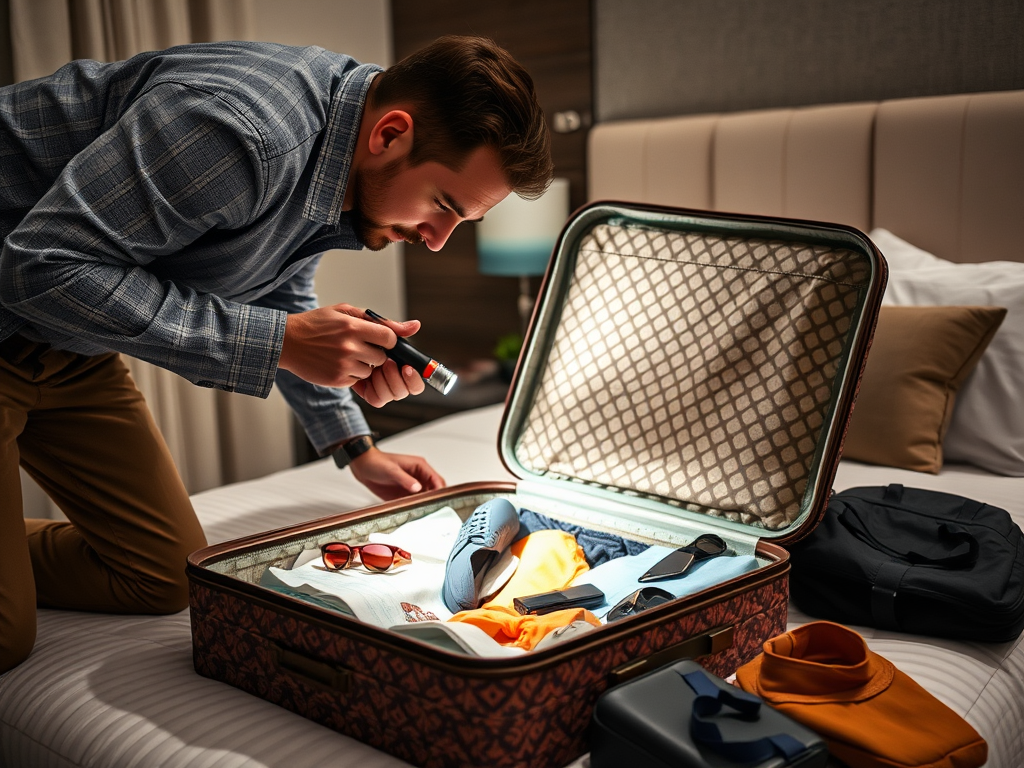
[{"left": 3, "top": 88, "right": 1024, "bottom": 767}]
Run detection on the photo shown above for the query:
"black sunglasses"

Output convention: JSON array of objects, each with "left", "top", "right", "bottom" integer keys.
[
  {"left": 606, "top": 586, "right": 676, "bottom": 622},
  {"left": 638, "top": 533, "right": 729, "bottom": 583}
]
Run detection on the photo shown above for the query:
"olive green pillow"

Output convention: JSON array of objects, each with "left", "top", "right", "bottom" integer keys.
[{"left": 843, "top": 305, "right": 1006, "bottom": 473}]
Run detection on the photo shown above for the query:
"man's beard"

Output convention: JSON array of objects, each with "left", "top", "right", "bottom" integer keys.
[{"left": 350, "top": 157, "right": 423, "bottom": 252}]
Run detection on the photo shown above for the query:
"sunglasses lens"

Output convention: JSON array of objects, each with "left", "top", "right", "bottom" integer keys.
[
  {"left": 608, "top": 592, "right": 641, "bottom": 622},
  {"left": 638, "top": 589, "right": 673, "bottom": 610},
  {"left": 359, "top": 543, "right": 398, "bottom": 572},
  {"left": 607, "top": 604, "right": 630, "bottom": 622},
  {"left": 694, "top": 534, "right": 726, "bottom": 555},
  {"left": 608, "top": 588, "right": 674, "bottom": 622},
  {"left": 321, "top": 543, "right": 352, "bottom": 570}
]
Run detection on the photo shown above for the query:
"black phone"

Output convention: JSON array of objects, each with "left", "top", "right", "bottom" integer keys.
[{"left": 513, "top": 584, "right": 605, "bottom": 616}]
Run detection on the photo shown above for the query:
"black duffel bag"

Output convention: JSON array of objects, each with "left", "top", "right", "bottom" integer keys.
[{"left": 788, "top": 484, "right": 1024, "bottom": 642}]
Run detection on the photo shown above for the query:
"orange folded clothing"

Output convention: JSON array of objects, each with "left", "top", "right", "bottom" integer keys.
[
  {"left": 735, "top": 621, "right": 986, "bottom": 768},
  {"left": 448, "top": 605, "right": 601, "bottom": 651}
]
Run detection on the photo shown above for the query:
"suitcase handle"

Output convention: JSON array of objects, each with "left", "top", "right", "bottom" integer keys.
[
  {"left": 608, "top": 624, "right": 734, "bottom": 685},
  {"left": 271, "top": 643, "right": 352, "bottom": 693}
]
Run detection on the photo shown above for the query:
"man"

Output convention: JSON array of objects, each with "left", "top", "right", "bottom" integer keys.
[{"left": 0, "top": 36, "right": 553, "bottom": 672}]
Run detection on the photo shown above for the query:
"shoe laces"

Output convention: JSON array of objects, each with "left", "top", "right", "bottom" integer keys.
[{"left": 461, "top": 512, "right": 489, "bottom": 542}]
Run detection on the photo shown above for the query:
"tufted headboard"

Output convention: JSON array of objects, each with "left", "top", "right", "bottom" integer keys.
[{"left": 588, "top": 90, "right": 1024, "bottom": 264}]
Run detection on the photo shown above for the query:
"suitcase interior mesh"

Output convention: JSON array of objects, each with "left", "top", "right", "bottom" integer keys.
[{"left": 516, "top": 223, "right": 871, "bottom": 531}]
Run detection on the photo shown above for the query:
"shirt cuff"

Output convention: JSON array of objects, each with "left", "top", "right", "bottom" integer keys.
[{"left": 222, "top": 304, "right": 287, "bottom": 398}]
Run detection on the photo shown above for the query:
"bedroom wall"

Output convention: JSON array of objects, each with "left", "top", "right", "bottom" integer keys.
[
  {"left": 391, "top": 0, "right": 593, "bottom": 368},
  {"left": 252, "top": 0, "right": 404, "bottom": 322},
  {"left": 595, "top": 0, "right": 1024, "bottom": 121},
  {"left": 0, "top": 0, "right": 11, "bottom": 86}
]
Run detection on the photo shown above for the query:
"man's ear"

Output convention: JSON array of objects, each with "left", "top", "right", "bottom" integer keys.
[{"left": 368, "top": 110, "right": 413, "bottom": 158}]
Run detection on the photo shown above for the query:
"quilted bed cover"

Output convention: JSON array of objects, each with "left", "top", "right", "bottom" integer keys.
[{"left": 1, "top": 405, "right": 1022, "bottom": 768}]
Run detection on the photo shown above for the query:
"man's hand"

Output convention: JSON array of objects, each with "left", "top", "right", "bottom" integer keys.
[
  {"left": 349, "top": 447, "right": 445, "bottom": 500},
  {"left": 351, "top": 357, "right": 424, "bottom": 408},
  {"left": 278, "top": 303, "right": 425, "bottom": 405}
]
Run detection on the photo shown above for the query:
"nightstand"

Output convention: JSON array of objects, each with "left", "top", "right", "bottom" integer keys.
[
  {"left": 292, "top": 364, "right": 511, "bottom": 465},
  {"left": 362, "top": 374, "right": 509, "bottom": 438}
]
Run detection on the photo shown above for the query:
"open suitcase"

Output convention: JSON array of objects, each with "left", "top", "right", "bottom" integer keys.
[{"left": 187, "top": 201, "right": 886, "bottom": 768}]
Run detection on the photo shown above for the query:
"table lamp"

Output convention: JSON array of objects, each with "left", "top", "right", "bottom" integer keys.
[{"left": 476, "top": 177, "right": 570, "bottom": 336}]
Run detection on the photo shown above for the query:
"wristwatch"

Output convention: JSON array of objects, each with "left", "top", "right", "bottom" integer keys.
[{"left": 331, "top": 434, "right": 376, "bottom": 469}]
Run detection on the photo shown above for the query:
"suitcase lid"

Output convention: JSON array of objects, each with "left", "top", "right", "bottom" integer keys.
[{"left": 497, "top": 202, "right": 886, "bottom": 545}]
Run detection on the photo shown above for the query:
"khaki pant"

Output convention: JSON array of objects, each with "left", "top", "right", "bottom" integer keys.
[{"left": 0, "top": 335, "right": 207, "bottom": 673}]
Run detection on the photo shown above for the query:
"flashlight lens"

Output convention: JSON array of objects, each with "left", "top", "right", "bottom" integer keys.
[{"left": 426, "top": 365, "right": 457, "bottom": 395}]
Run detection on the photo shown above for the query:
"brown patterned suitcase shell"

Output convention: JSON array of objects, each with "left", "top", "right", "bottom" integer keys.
[{"left": 188, "top": 202, "right": 886, "bottom": 768}]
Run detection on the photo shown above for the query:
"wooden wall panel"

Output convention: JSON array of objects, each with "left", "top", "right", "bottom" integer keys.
[
  {"left": 391, "top": 0, "right": 593, "bottom": 366},
  {"left": 594, "top": 0, "right": 1024, "bottom": 122}
]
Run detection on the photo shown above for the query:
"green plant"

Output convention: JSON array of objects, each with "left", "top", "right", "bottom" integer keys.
[{"left": 493, "top": 333, "right": 523, "bottom": 361}]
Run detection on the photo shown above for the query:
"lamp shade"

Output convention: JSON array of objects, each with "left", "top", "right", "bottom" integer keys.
[{"left": 477, "top": 178, "right": 570, "bottom": 276}]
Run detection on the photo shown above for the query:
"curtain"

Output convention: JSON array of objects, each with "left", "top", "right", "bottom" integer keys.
[
  {"left": 10, "top": 0, "right": 258, "bottom": 81},
  {"left": 10, "top": 0, "right": 297, "bottom": 517}
]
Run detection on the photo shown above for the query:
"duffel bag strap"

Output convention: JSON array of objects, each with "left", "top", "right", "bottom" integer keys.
[
  {"left": 871, "top": 560, "right": 912, "bottom": 630},
  {"left": 679, "top": 669, "right": 807, "bottom": 763},
  {"left": 881, "top": 485, "right": 980, "bottom": 567}
]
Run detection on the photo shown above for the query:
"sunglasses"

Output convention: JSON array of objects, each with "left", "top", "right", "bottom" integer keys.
[
  {"left": 320, "top": 542, "right": 411, "bottom": 573},
  {"left": 638, "top": 533, "right": 729, "bottom": 583},
  {"left": 606, "top": 586, "right": 676, "bottom": 622}
]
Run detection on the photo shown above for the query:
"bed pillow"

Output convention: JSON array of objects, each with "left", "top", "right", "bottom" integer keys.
[
  {"left": 843, "top": 305, "right": 1006, "bottom": 473},
  {"left": 870, "top": 229, "right": 1024, "bottom": 476}
]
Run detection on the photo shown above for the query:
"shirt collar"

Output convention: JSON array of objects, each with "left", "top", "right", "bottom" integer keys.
[{"left": 303, "top": 62, "right": 383, "bottom": 226}]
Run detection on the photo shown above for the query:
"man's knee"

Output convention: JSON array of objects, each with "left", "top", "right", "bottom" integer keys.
[
  {"left": 135, "top": 580, "right": 190, "bottom": 614},
  {"left": 128, "top": 545, "right": 202, "bottom": 615}
]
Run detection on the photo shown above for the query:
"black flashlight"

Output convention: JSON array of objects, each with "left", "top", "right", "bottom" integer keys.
[{"left": 364, "top": 309, "right": 458, "bottom": 395}]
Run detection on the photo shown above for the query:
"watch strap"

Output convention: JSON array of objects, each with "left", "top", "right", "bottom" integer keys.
[{"left": 332, "top": 434, "right": 376, "bottom": 469}]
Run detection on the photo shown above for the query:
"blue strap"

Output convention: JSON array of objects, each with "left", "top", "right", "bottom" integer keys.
[{"left": 681, "top": 669, "right": 807, "bottom": 762}]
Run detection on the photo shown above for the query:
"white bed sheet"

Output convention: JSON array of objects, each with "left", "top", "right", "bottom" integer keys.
[{"left": 1, "top": 404, "right": 1022, "bottom": 768}]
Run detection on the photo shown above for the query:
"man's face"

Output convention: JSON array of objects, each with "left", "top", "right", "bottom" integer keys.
[{"left": 351, "top": 145, "right": 511, "bottom": 252}]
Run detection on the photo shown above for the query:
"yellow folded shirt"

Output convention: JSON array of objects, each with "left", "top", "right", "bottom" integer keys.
[
  {"left": 484, "top": 529, "right": 590, "bottom": 610},
  {"left": 447, "top": 530, "right": 594, "bottom": 650}
]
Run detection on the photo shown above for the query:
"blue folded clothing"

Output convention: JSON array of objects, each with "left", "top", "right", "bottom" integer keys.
[
  {"left": 572, "top": 545, "right": 760, "bottom": 621},
  {"left": 514, "top": 508, "right": 650, "bottom": 567}
]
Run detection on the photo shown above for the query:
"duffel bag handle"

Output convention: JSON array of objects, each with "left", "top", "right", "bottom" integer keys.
[
  {"left": 838, "top": 497, "right": 979, "bottom": 569},
  {"left": 679, "top": 669, "right": 807, "bottom": 763}
]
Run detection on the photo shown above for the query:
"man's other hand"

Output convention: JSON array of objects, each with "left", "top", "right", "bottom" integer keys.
[
  {"left": 351, "top": 357, "right": 425, "bottom": 407},
  {"left": 278, "top": 303, "right": 425, "bottom": 405},
  {"left": 349, "top": 448, "right": 445, "bottom": 500}
]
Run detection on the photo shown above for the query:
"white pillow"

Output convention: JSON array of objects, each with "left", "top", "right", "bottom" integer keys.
[{"left": 869, "top": 228, "right": 1024, "bottom": 476}]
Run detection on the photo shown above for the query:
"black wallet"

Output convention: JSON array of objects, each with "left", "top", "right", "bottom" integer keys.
[{"left": 590, "top": 660, "right": 828, "bottom": 768}]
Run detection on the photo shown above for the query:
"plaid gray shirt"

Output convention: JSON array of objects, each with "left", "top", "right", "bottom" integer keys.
[{"left": 0, "top": 41, "right": 384, "bottom": 453}]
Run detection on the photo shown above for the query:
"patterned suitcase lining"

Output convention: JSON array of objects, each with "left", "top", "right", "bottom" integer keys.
[
  {"left": 207, "top": 224, "right": 871, "bottom": 583},
  {"left": 517, "top": 223, "right": 872, "bottom": 531},
  {"left": 204, "top": 488, "right": 767, "bottom": 584}
]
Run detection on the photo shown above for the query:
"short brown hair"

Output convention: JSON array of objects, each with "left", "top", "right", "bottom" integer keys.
[{"left": 372, "top": 35, "right": 553, "bottom": 199}]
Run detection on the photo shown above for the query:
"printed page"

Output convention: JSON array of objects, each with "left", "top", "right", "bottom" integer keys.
[{"left": 266, "top": 558, "right": 453, "bottom": 628}]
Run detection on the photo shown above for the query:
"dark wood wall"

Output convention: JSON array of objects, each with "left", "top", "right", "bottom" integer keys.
[
  {"left": 0, "top": 0, "right": 12, "bottom": 87},
  {"left": 391, "top": 0, "right": 593, "bottom": 367},
  {"left": 595, "top": 0, "right": 1024, "bottom": 122}
]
